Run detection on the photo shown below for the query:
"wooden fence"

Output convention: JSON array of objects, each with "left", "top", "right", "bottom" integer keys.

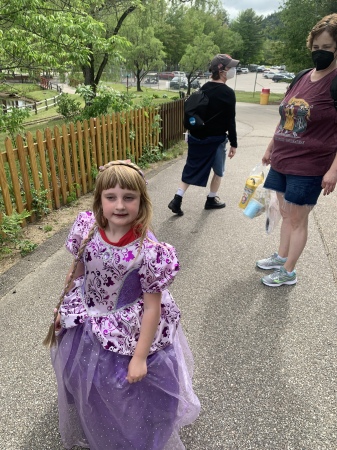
[
  {"left": 0, "top": 99, "right": 185, "bottom": 221},
  {"left": 4, "top": 94, "right": 63, "bottom": 115}
]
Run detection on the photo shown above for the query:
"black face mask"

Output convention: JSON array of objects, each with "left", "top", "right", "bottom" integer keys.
[{"left": 312, "top": 49, "right": 336, "bottom": 71}]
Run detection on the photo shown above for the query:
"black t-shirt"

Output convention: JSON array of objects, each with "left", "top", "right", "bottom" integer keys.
[{"left": 190, "top": 81, "right": 237, "bottom": 147}]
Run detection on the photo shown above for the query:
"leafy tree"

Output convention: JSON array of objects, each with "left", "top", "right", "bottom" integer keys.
[
  {"left": 179, "top": 33, "right": 219, "bottom": 94},
  {"left": 230, "top": 9, "right": 264, "bottom": 65},
  {"left": 0, "top": 0, "right": 217, "bottom": 95},
  {"left": 278, "top": 0, "right": 337, "bottom": 72},
  {"left": 153, "top": 0, "right": 223, "bottom": 69},
  {"left": 0, "top": 0, "right": 106, "bottom": 70},
  {"left": 155, "top": 4, "right": 200, "bottom": 69},
  {"left": 121, "top": 7, "right": 166, "bottom": 92},
  {"left": 0, "top": 107, "right": 30, "bottom": 141}
]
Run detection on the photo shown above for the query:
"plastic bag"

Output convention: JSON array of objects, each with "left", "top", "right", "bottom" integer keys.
[
  {"left": 265, "top": 190, "right": 282, "bottom": 234},
  {"left": 243, "top": 184, "right": 269, "bottom": 219},
  {"left": 238, "top": 163, "right": 265, "bottom": 210}
]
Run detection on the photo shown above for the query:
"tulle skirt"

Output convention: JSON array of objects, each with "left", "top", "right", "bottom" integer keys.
[{"left": 51, "top": 321, "right": 200, "bottom": 450}]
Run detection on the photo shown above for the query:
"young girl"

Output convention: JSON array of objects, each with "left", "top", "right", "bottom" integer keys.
[{"left": 44, "top": 160, "right": 200, "bottom": 450}]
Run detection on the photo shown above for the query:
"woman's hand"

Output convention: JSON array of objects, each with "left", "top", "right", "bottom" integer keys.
[
  {"left": 126, "top": 355, "right": 147, "bottom": 383},
  {"left": 322, "top": 169, "right": 337, "bottom": 195},
  {"left": 262, "top": 148, "right": 272, "bottom": 166},
  {"left": 262, "top": 139, "right": 274, "bottom": 166}
]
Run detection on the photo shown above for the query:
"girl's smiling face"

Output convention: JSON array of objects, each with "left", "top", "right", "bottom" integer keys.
[{"left": 101, "top": 184, "right": 140, "bottom": 233}]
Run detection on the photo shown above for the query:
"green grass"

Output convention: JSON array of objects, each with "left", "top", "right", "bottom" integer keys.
[
  {"left": 0, "top": 82, "right": 39, "bottom": 97},
  {"left": 235, "top": 90, "right": 284, "bottom": 104},
  {"left": 0, "top": 81, "right": 284, "bottom": 151}
]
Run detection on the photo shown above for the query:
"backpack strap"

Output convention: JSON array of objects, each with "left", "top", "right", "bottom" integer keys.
[
  {"left": 288, "top": 68, "right": 312, "bottom": 91},
  {"left": 330, "top": 74, "right": 337, "bottom": 111}
]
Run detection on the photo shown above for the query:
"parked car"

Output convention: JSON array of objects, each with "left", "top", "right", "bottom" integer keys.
[
  {"left": 248, "top": 64, "right": 258, "bottom": 72},
  {"left": 169, "top": 77, "right": 200, "bottom": 89},
  {"left": 241, "top": 68, "right": 249, "bottom": 74},
  {"left": 144, "top": 72, "right": 158, "bottom": 84},
  {"left": 236, "top": 67, "right": 242, "bottom": 73},
  {"left": 263, "top": 71, "right": 276, "bottom": 79},
  {"left": 190, "top": 78, "right": 201, "bottom": 89},
  {"left": 158, "top": 71, "right": 175, "bottom": 80},
  {"left": 170, "top": 76, "right": 188, "bottom": 89},
  {"left": 173, "top": 71, "right": 186, "bottom": 78},
  {"left": 272, "top": 72, "right": 295, "bottom": 83},
  {"left": 257, "top": 65, "right": 266, "bottom": 72}
]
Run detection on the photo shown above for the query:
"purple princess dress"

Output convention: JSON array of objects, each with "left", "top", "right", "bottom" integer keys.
[{"left": 51, "top": 211, "right": 200, "bottom": 450}]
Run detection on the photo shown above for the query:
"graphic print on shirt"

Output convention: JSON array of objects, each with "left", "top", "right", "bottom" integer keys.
[{"left": 277, "top": 96, "right": 311, "bottom": 138}]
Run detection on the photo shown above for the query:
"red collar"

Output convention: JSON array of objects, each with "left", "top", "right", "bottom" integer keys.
[{"left": 99, "top": 227, "right": 139, "bottom": 246}]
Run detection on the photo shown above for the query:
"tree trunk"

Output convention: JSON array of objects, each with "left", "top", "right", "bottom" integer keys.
[
  {"left": 80, "top": 5, "right": 139, "bottom": 97},
  {"left": 81, "top": 44, "right": 96, "bottom": 98},
  {"left": 136, "top": 68, "right": 143, "bottom": 92}
]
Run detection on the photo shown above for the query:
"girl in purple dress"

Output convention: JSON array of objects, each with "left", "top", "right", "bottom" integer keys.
[{"left": 43, "top": 160, "right": 200, "bottom": 450}]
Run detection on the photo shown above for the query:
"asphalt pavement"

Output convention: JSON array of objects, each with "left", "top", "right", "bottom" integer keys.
[{"left": 1, "top": 102, "right": 337, "bottom": 450}]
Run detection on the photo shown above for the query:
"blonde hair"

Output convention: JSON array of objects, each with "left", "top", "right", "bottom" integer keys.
[
  {"left": 93, "top": 160, "right": 153, "bottom": 245},
  {"left": 43, "top": 160, "right": 153, "bottom": 348},
  {"left": 307, "top": 14, "right": 337, "bottom": 50}
]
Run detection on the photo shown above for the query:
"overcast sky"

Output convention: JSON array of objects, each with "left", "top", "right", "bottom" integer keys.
[{"left": 222, "top": 0, "right": 282, "bottom": 19}]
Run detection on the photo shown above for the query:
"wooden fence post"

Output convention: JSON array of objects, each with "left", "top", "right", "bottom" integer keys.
[
  {"left": 69, "top": 122, "right": 81, "bottom": 198},
  {"left": 45, "top": 127, "right": 60, "bottom": 209},
  {"left": 16, "top": 134, "right": 33, "bottom": 213},
  {"left": 36, "top": 130, "right": 52, "bottom": 209},
  {"left": 76, "top": 121, "right": 87, "bottom": 194},
  {"left": 61, "top": 123, "right": 74, "bottom": 200},
  {"left": 5, "top": 138, "right": 24, "bottom": 215}
]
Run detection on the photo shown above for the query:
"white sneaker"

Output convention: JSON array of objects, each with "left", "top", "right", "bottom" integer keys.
[{"left": 256, "top": 253, "right": 286, "bottom": 270}]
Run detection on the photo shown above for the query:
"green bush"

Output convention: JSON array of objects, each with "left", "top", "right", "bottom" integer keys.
[
  {"left": 0, "top": 107, "right": 30, "bottom": 140},
  {"left": 75, "top": 85, "right": 134, "bottom": 120},
  {"left": 0, "top": 210, "right": 32, "bottom": 254},
  {"left": 56, "top": 93, "right": 81, "bottom": 121}
]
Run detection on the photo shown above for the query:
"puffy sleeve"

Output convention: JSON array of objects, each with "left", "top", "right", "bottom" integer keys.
[
  {"left": 138, "top": 241, "right": 180, "bottom": 293},
  {"left": 65, "top": 211, "right": 96, "bottom": 258}
]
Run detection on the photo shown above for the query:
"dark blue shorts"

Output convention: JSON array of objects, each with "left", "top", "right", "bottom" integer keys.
[{"left": 264, "top": 167, "right": 323, "bottom": 206}]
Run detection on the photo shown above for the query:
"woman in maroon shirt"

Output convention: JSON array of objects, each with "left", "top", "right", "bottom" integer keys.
[{"left": 256, "top": 14, "right": 337, "bottom": 287}]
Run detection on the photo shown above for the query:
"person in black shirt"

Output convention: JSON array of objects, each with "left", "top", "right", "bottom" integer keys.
[{"left": 168, "top": 54, "right": 239, "bottom": 216}]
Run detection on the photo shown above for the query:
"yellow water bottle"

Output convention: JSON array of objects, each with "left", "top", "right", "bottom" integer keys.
[{"left": 239, "top": 177, "right": 258, "bottom": 209}]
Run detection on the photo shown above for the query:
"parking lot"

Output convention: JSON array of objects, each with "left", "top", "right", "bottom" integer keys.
[{"left": 139, "top": 72, "right": 291, "bottom": 95}]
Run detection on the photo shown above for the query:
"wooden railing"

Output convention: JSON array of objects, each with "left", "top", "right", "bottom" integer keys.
[
  {"left": 0, "top": 99, "right": 185, "bottom": 220},
  {"left": 3, "top": 94, "right": 63, "bottom": 115}
]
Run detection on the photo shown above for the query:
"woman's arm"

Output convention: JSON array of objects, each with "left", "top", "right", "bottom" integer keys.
[
  {"left": 262, "top": 138, "right": 274, "bottom": 165},
  {"left": 322, "top": 153, "right": 337, "bottom": 195},
  {"left": 126, "top": 292, "right": 161, "bottom": 383}
]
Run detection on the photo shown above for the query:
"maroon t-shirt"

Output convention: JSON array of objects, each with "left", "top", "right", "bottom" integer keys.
[{"left": 271, "top": 68, "right": 337, "bottom": 176}]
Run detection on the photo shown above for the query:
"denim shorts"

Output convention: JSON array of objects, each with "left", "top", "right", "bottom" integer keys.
[
  {"left": 264, "top": 167, "right": 323, "bottom": 206},
  {"left": 212, "top": 139, "right": 228, "bottom": 177}
]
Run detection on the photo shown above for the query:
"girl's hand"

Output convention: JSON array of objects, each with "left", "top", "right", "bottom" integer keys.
[
  {"left": 55, "top": 311, "right": 61, "bottom": 332},
  {"left": 126, "top": 355, "right": 147, "bottom": 383},
  {"left": 126, "top": 292, "right": 160, "bottom": 384}
]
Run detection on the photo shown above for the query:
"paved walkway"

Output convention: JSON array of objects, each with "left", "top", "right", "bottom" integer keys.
[{"left": 1, "top": 103, "right": 337, "bottom": 449}]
